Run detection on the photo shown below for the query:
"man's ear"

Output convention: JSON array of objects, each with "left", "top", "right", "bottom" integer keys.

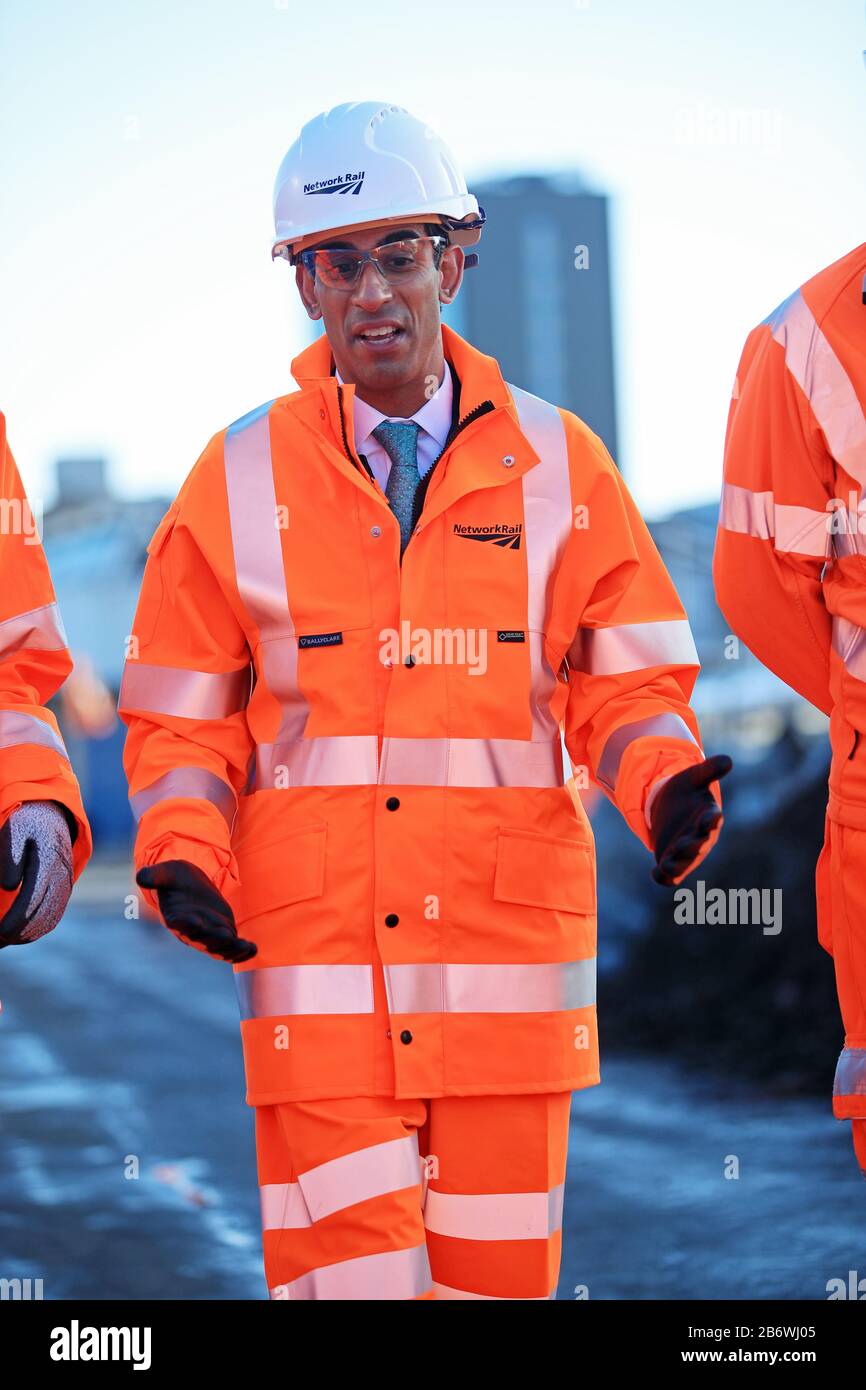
[
  {"left": 439, "top": 244, "right": 464, "bottom": 305},
  {"left": 295, "top": 263, "right": 323, "bottom": 321}
]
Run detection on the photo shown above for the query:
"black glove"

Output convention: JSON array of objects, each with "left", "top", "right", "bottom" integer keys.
[
  {"left": 650, "top": 754, "right": 733, "bottom": 886},
  {"left": 136, "top": 860, "right": 257, "bottom": 963},
  {"left": 0, "top": 801, "right": 74, "bottom": 948}
]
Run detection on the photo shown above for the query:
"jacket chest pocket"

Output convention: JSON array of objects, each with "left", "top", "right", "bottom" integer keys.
[
  {"left": 233, "top": 822, "right": 327, "bottom": 926},
  {"left": 493, "top": 827, "right": 596, "bottom": 914}
]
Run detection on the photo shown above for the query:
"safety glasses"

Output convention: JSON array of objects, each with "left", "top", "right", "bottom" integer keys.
[{"left": 300, "top": 235, "right": 447, "bottom": 290}]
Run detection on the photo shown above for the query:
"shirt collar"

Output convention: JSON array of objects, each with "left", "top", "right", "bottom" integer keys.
[{"left": 335, "top": 360, "right": 453, "bottom": 454}]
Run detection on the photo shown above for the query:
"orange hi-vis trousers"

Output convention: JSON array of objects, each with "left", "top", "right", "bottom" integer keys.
[
  {"left": 255, "top": 1090, "right": 573, "bottom": 1300},
  {"left": 817, "top": 818, "right": 866, "bottom": 1178}
]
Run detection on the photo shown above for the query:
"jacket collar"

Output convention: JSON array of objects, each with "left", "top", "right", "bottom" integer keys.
[
  {"left": 289, "top": 321, "right": 516, "bottom": 419},
  {"left": 285, "top": 323, "right": 540, "bottom": 522}
]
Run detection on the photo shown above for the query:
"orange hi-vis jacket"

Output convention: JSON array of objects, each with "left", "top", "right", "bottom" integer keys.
[
  {"left": 119, "top": 323, "right": 714, "bottom": 1106},
  {"left": 713, "top": 242, "right": 866, "bottom": 1120},
  {"left": 0, "top": 414, "right": 91, "bottom": 879}
]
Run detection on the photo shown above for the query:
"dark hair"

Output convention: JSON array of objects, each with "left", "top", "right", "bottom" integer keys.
[{"left": 424, "top": 221, "right": 449, "bottom": 267}]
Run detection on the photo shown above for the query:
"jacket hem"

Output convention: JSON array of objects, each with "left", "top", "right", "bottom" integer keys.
[
  {"left": 827, "top": 791, "right": 866, "bottom": 829},
  {"left": 246, "top": 1071, "right": 600, "bottom": 1107}
]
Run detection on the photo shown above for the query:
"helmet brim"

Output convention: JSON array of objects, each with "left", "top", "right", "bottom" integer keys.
[{"left": 274, "top": 208, "right": 485, "bottom": 263}]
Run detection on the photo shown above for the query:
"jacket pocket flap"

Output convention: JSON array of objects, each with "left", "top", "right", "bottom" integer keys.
[
  {"left": 234, "top": 822, "right": 327, "bottom": 924},
  {"left": 494, "top": 827, "right": 595, "bottom": 914}
]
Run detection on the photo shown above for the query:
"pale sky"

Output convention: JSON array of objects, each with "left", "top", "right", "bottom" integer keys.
[{"left": 1, "top": 0, "right": 864, "bottom": 518}]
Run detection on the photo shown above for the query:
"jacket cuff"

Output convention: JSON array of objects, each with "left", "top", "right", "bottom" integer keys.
[
  {"left": 615, "top": 737, "right": 708, "bottom": 851},
  {"left": 0, "top": 776, "right": 92, "bottom": 883},
  {"left": 51, "top": 800, "right": 80, "bottom": 845},
  {"left": 644, "top": 774, "right": 674, "bottom": 830},
  {"left": 135, "top": 834, "right": 240, "bottom": 919}
]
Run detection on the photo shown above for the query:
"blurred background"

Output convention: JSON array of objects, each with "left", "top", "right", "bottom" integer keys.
[{"left": 1, "top": 0, "right": 864, "bottom": 1301}]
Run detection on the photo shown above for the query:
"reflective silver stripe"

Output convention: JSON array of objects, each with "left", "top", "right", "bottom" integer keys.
[
  {"left": 833, "top": 1046, "right": 866, "bottom": 1097},
  {"left": 248, "top": 734, "right": 564, "bottom": 790},
  {"left": 128, "top": 766, "right": 236, "bottom": 826},
  {"left": 0, "top": 602, "right": 68, "bottom": 655},
  {"left": 831, "top": 616, "right": 866, "bottom": 684},
  {"left": 831, "top": 524, "right": 866, "bottom": 559},
  {"left": 260, "top": 1181, "right": 310, "bottom": 1231},
  {"left": 719, "top": 481, "right": 774, "bottom": 539},
  {"left": 431, "top": 1281, "right": 554, "bottom": 1300},
  {"left": 377, "top": 735, "right": 562, "bottom": 788},
  {"left": 509, "top": 383, "right": 573, "bottom": 749},
  {"left": 508, "top": 384, "right": 573, "bottom": 633},
  {"left": 528, "top": 630, "right": 563, "bottom": 748},
  {"left": 384, "top": 959, "right": 595, "bottom": 1015},
  {"left": 260, "top": 1134, "right": 422, "bottom": 1230},
  {"left": 252, "top": 735, "right": 378, "bottom": 790},
  {"left": 775, "top": 503, "right": 834, "bottom": 557},
  {"left": 236, "top": 963, "right": 375, "bottom": 1019},
  {"left": 763, "top": 288, "right": 866, "bottom": 489},
  {"left": 0, "top": 710, "right": 69, "bottom": 760},
  {"left": 568, "top": 619, "right": 699, "bottom": 677},
  {"left": 719, "top": 482, "right": 832, "bottom": 558},
  {"left": 307, "top": 1136, "right": 421, "bottom": 1222},
  {"left": 118, "top": 660, "right": 251, "bottom": 720},
  {"left": 224, "top": 401, "right": 310, "bottom": 745},
  {"left": 423, "top": 1181, "right": 564, "bottom": 1241},
  {"left": 549, "top": 1180, "right": 565, "bottom": 1232},
  {"left": 246, "top": 734, "right": 563, "bottom": 791},
  {"left": 597, "top": 712, "right": 701, "bottom": 793},
  {"left": 269, "top": 1242, "right": 432, "bottom": 1301}
]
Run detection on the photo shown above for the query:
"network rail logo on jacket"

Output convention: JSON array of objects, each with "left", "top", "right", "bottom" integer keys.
[{"left": 453, "top": 521, "right": 523, "bottom": 549}]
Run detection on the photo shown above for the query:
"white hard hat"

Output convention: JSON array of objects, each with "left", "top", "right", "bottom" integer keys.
[{"left": 271, "top": 101, "right": 485, "bottom": 267}]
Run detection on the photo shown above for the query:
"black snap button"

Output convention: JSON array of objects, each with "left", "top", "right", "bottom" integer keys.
[
  {"left": 385, "top": 913, "right": 399, "bottom": 927},
  {"left": 400, "top": 1030, "right": 413, "bottom": 1045},
  {"left": 404, "top": 654, "right": 416, "bottom": 667},
  {"left": 385, "top": 796, "right": 400, "bottom": 811}
]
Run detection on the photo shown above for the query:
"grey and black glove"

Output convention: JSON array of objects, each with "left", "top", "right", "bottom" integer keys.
[{"left": 0, "top": 800, "right": 75, "bottom": 947}]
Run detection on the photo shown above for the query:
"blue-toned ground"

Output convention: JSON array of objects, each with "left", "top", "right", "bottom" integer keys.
[{"left": 0, "top": 885, "right": 862, "bottom": 1301}]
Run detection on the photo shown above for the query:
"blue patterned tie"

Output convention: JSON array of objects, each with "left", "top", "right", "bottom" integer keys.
[{"left": 373, "top": 420, "right": 422, "bottom": 555}]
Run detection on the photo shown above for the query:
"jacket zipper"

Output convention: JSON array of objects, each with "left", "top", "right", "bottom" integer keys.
[
  {"left": 410, "top": 399, "right": 495, "bottom": 532},
  {"left": 336, "top": 383, "right": 375, "bottom": 483},
  {"left": 335, "top": 379, "right": 496, "bottom": 535}
]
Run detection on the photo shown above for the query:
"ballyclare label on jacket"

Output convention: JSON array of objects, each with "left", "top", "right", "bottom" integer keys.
[
  {"left": 298, "top": 631, "right": 343, "bottom": 648},
  {"left": 497, "top": 630, "right": 526, "bottom": 643}
]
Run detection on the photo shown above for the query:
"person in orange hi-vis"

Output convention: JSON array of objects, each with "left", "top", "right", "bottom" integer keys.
[
  {"left": 0, "top": 412, "right": 91, "bottom": 948},
  {"left": 118, "top": 101, "right": 731, "bottom": 1300},
  {"left": 713, "top": 241, "right": 866, "bottom": 1180}
]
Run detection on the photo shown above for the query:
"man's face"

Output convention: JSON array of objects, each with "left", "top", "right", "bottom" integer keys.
[{"left": 295, "top": 221, "right": 463, "bottom": 398}]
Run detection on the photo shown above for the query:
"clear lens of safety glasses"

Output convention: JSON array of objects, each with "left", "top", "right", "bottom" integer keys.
[{"left": 302, "top": 236, "right": 445, "bottom": 290}]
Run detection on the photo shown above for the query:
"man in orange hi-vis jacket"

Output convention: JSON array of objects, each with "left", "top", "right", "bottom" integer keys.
[
  {"left": 713, "top": 241, "right": 866, "bottom": 1180},
  {"left": 118, "top": 101, "right": 730, "bottom": 1300},
  {"left": 0, "top": 413, "right": 91, "bottom": 947}
]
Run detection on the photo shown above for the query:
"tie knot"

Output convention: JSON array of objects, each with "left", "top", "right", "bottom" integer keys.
[{"left": 372, "top": 420, "right": 421, "bottom": 474}]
